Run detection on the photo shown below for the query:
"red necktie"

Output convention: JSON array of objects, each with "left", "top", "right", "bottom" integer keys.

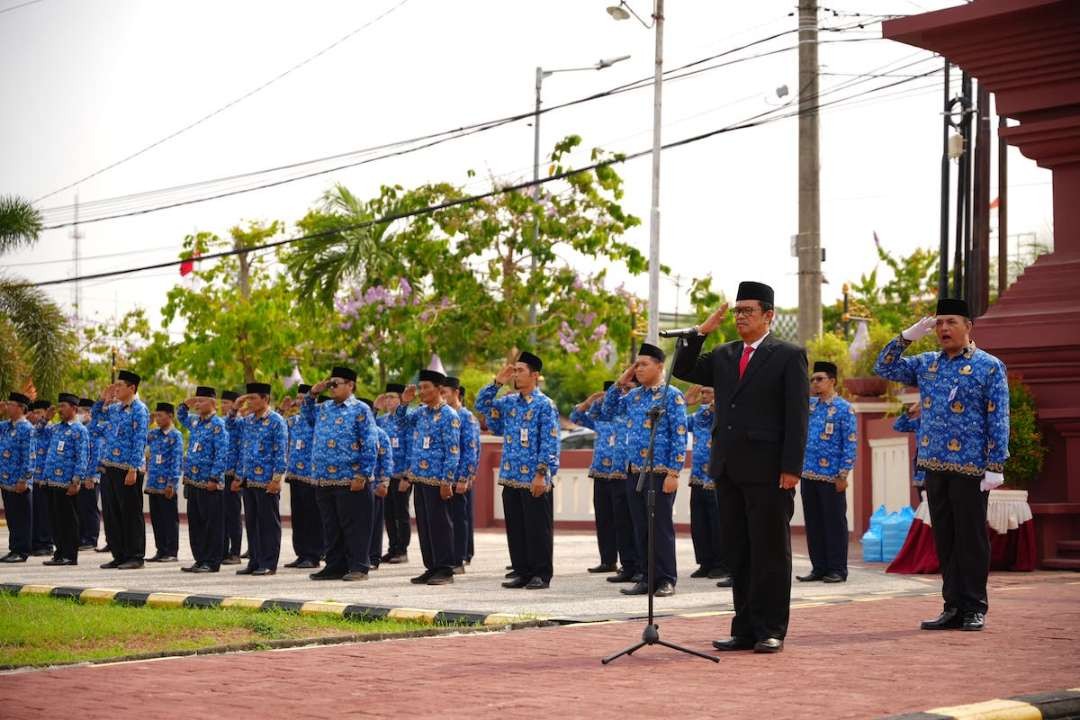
[{"left": 739, "top": 345, "right": 755, "bottom": 379}]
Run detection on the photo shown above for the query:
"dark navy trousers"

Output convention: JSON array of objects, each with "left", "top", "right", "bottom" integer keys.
[
  {"left": 369, "top": 493, "right": 384, "bottom": 565},
  {"left": 77, "top": 483, "right": 100, "bottom": 547},
  {"left": 502, "top": 485, "right": 553, "bottom": 583},
  {"left": 222, "top": 473, "right": 243, "bottom": 558},
  {"left": 31, "top": 482, "right": 53, "bottom": 552},
  {"left": 242, "top": 486, "right": 281, "bottom": 572},
  {"left": 1, "top": 488, "right": 32, "bottom": 556},
  {"left": 187, "top": 485, "right": 225, "bottom": 569},
  {"left": 383, "top": 477, "right": 412, "bottom": 556},
  {"left": 147, "top": 493, "right": 179, "bottom": 558},
  {"left": 46, "top": 486, "right": 79, "bottom": 562},
  {"left": 414, "top": 483, "right": 454, "bottom": 573},
  {"left": 317, "top": 484, "right": 373, "bottom": 574},
  {"left": 689, "top": 484, "right": 726, "bottom": 572},
  {"left": 288, "top": 480, "right": 324, "bottom": 564},
  {"left": 627, "top": 472, "right": 677, "bottom": 586},
  {"left": 800, "top": 477, "right": 849, "bottom": 578},
  {"left": 592, "top": 478, "right": 618, "bottom": 567},
  {"left": 450, "top": 489, "right": 472, "bottom": 567}
]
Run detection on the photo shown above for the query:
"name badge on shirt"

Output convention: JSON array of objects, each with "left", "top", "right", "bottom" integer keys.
[
  {"left": 193, "top": 442, "right": 201, "bottom": 453},
  {"left": 608, "top": 434, "right": 616, "bottom": 447},
  {"left": 391, "top": 437, "right": 399, "bottom": 448},
  {"left": 295, "top": 440, "right": 303, "bottom": 450},
  {"left": 948, "top": 386, "right": 958, "bottom": 403},
  {"left": 825, "top": 423, "right": 834, "bottom": 435},
  {"left": 155, "top": 454, "right": 163, "bottom": 465},
  {"left": 520, "top": 428, "right": 529, "bottom": 445},
  {"left": 56, "top": 441, "right": 65, "bottom": 452},
  {"left": 422, "top": 436, "right": 431, "bottom": 450}
]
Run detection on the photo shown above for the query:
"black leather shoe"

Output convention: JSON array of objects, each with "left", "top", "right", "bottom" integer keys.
[
  {"left": 240, "top": 551, "right": 250, "bottom": 559},
  {"left": 116, "top": 560, "right": 144, "bottom": 570},
  {"left": 587, "top": 563, "right": 617, "bottom": 574},
  {"left": 78, "top": 543, "right": 96, "bottom": 551},
  {"left": 342, "top": 571, "right": 369, "bottom": 582},
  {"left": 504, "top": 570, "right": 521, "bottom": 580},
  {"left": 44, "top": 558, "right": 77, "bottom": 566},
  {"left": 93, "top": 545, "right": 109, "bottom": 554},
  {"left": 715, "top": 576, "right": 734, "bottom": 588},
  {"left": 221, "top": 555, "right": 241, "bottom": 565},
  {"left": 707, "top": 568, "right": 729, "bottom": 579},
  {"left": 0, "top": 554, "right": 27, "bottom": 563},
  {"left": 631, "top": 573, "right": 645, "bottom": 584},
  {"left": 754, "top": 638, "right": 784, "bottom": 653},
  {"left": 921, "top": 608, "right": 963, "bottom": 630},
  {"left": 411, "top": 570, "right": 436, "bottom": 585},
  {"left": 386, "top": 554, "right": 408, "bottom": 564},
  {"left": 822, "top": 573, "right": 845, "bottom": 584},
  {"left": 961, "top": 612, "right": 985, "bottom": 631},
  {"left": 191, "top": 564, "right": 216, "bottom": 574},
  {"left": 620, "top": 581, "right": 649, "bottom": 596},
  {"left": 607, "top": 571, "right": 636, "bottom": 583},
  {"left": 156, "top": 556, "right": 178, "bottom": 563},
  {"left": 689, "top": 566, "right": 710, "bottom": 578},
  {"left": 310, "top": 569, "right": 345, "bottom": 580},
  {"left": 712, "top": 637, "right": 755, "bottom": 651},
  {"left": 100, "top": 559, "right": 121, "bottom": 569},
  {"left": 427, "top": 571, "right": 454, "bottom": 586},
  {"left": 236, "top": 566, "right": 255, "bottom": 575},
  {"left": 251, "top": 568, "right": 276, "bottom": 576},
  {"left": 283, "top": 558, "right": 303, "bottom": 568},
  {"left": 452, "top": 565, "right": 465, "bottom": 575},
  {"left": 294, "top": 559, "right": 319, "bottom": 569},
  {"left": 525, "top": 577, "right": 550, "bottom": 590},
  {"left": 654, "top": 581, "right": 675, "bottom": 597},
  {"left": 796, "top": 572, "right": 824, "bottom": 582},
  {"left": 380, "top": 552, "right": 394, "bottom": 563},
  {"left": 31, "top": 548, "right": 54, "bottom": 557},
  {"left": 145, "top": 555, "right": 163, "bottom": 563},
  {"left": 502, "top": 576, "right": 530, "bottom": 589},
  {"left": 180, "top": 564, "right": 199, "bottom": 572}
]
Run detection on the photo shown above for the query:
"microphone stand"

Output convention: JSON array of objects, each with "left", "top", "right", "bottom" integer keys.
[{"left": 602, "top": 336, "right": 719, "bottom": 665}]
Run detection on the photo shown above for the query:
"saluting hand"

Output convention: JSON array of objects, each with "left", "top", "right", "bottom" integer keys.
[
  {"left": 617, "top": 363, "right": 636, "bottom": 388},
  {"left": 184, "top": 397, "right": 199, "bottom": 409},
  {"left": 494, "top": 363, "right": 515, "bottom": 386},
  {"left": 402, "top": 385, "right": 417, "bottom": 404},
  {"left": 310, "top": 379, "right": 330, "bottom": 395},
  {"left": 697, "top": 303, "right": 730, "bottom": 336},
  {"left": 685, "top": 385, "right": 702, "bottom": 406}
]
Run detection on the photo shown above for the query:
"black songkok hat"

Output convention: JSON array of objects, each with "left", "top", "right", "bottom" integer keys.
[
  {"left": 8, "top": 392, "right": 31, "bottom": 408},
  {"left": 736, "top": 281, "right": 775, "bottom": 306},
  {"left": 246, "top": 382, "right": 272, "bottom": 396},
  {"left": 385, "top": 382, "right": 406, "bottom": 394},
  {"left": 78, "top": 398, "right": 94, "bottom": 408},
  {"left": 638, "top": 343, "right": 666, "bottom": 362},
  {"left": 358, "top": 398, "right": 374, "bottom": 410},
  {"left": 331, "top": 366, "right": 357, "bottom": 382},
  {"left": 30, "top": 400, "right": 51, "bottom": 411},
  {"left": 517, "top": 351, "right": 543, "bottom": 372},
  {"left": 443, "top": 376, "right": 461, "bottom": 390},
  {"left": 195, "top": 386, "right": 217, "bottom": 398},
  {"left": 221, "top": 390, "right": 239, "bottom": 402},
  {"left": 603, "top": 381, "right": 615, "bottom": 391},
  {"left": 458, "top": 385, "right": 467, "bottom": 397},
  {"left": 156, "top": 402, "right": 175, "bottom": 414},
  {"left": 58, "top": 393, "right": 80, "bottom": 406},
  {"left": 418, "top": 369, "right": 446, "bottom": 385},
  {"left": 297, "top": 384, "right": 312, "bottom": 395},
  {"left": 936, "top": 297, "right": 971, "bottom": 319},
  {"left": 813, "top": 361, "right": 838, "bottom": 378},
  {"left": 117, "top": 369, "right": 141, "bottom": 386}
]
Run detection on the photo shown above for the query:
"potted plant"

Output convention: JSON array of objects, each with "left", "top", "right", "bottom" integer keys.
[
  {"left": 1003, "top": 377, "right": 1047, "bottom": 490},
  {"left": 845, "top": 322, "right": 896, "bottom": 399}
]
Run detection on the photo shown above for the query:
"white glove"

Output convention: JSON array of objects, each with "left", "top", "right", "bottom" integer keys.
[
  {"left": 901, "top": 316, "right": 937, "bottom": 342},
  {"left": 980, "top": 471, "right": 1005, "bottom": 492}
]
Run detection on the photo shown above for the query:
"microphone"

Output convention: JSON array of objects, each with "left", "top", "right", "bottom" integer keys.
[{"left": 658, "top": 326, "right": 701, "bottom": 339}]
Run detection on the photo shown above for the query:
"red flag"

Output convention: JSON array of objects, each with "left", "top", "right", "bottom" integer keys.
[
  {"left": 179, "top": 251, "right": 200, "bottom": 277},
  {"left": 990, "top": 196, "right": 1000, "bottom": 210}
]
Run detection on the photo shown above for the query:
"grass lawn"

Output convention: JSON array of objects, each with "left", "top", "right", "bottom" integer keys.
[{"left": 0, "top": 593, "right": 446, "bottom": 668}]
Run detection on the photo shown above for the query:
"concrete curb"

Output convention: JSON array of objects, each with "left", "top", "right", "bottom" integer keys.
[
  {"left": 883, "top": 688, "right": 1080, "bottom": 719},
  {"left": 0, "top": 582, "right": 541, "bottom": 628}
]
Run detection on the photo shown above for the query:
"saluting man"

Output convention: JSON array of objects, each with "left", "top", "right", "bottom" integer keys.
[
  {"left": 376, "top": 383, "right": 411, "bottom": 564},
  {"left": 231, "top": 383, "right": 289, "bottom": 576},
  {"left": 875, "top": 298, "right": 1010, "bottom": 632},
  {"left": 41, "top": 393, "right": 89, "bottom": 566},
  {"left": 144, "top": 402, "right": 182, "bottom": 563},
  {"left": 28, "top": 400, "right": 55, "bottom": 557},
  {"left": 219, "top": 390, "right": 244, "bottom": 564},
  {"left": 569, "top": 382, "right": 622, "bottom": 575},
  {"left": 603, "top": 343, "right": 688, "bottom": 598},
  {"left": 284, "top": 384, "right": 324, "bottom": 570},
  {"left": 75, "top": 398, "right": 103, "bottom": 551},
  {"left": 798, "top": 361, "right": 857, "bottom": 584},
  {"left": 178, "top": 386, "right": 231, "bottom": 573},
  {"left": 685, "top": 385, "right": 730, "bottom": 585},
  {"left": 0, "top": 392, "right": 35, "bottom": 563},
  {"left": 476, "top": 352, "right": 560, "bottom": 591},
  {"left": 442, "top": 377, "right": 479, "bottom": 574}
]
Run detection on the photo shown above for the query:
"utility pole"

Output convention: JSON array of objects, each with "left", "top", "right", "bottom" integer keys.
[
  {"left": 938, "top": 60, "right": 951, "bottom": 299},
  {"left": 997, "top": 113, "right": 1008, "bottom": 295},
  {"left": 70, "top": 193, "right": 84, "bottom": 325},
  {"left": 645, "top": 0, "right": 664, "bottom": 344},
  {"left": 797, "top": 0, "right": 822, "bottom": 345}
]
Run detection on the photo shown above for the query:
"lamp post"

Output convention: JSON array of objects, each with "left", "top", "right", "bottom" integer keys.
[
  {"left": 607, "top": 0, "right": 662, "bottom": 343},
  {"left": 528, "top": 54, "right": 630, "bottom": 342}
]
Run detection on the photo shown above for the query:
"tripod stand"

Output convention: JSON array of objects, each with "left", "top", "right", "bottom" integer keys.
[{"left": 602, "top": 336, "right": 719, "bottom": 665}]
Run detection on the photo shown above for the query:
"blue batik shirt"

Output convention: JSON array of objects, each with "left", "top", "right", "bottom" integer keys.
[
  {"left": 377, "top": 409, "right": 410, "bottom": 478},
  {"left": 177, "top": 405, "right": 230, "bottom": 488},
  {"left": 83, "top": 410, "right": 110, "bottom": 482},
  {"left": 569, "top": 403, "right": 625, "bottom": 480},
  {"left": 232, "top": 409, "right": 288, "bottom": 488},
  {"left": 893, "top": 412, "right": 926, "bottom": 487},
  {"left": 475, "top": 384, "right": 560, "bottom": 490},
  {"left": 301, "top": 395, "right": 378, "bottom": 488},
  {"left": 393, "top": 401, "right": 460, "bottom": 487},
  {"left": 374, "top": 426, "right": 393, "bottom": 487},
  {"left": 0, "top": 418, "right": 34, "bottom": 488},
  {"left": 286, "top": 412, "right": 316, "bottom": 485},
  {"left": 41, "top": 419, "right": 89, "bottom": 488},
  {"left": 94, "top": 398, "right": 149, "bottom": 472},
  {"left": 144, "top": 426, "right": 183, "bottom": 494},
  {"left": 801, "top": 395, "right": 857, "bottom": 483},
  {"left": 223, "top": 414, "right": 242, "bottom": 476},
  {"left": 875, "top": 337, "right": 1010, "bottom": 478},
  {"left": 602, "top": 383, "right": 688, "bottom": 477},
  {"left": 689, "top": 405, "right": 715, "bottom": 487},
  {"left": 456, "top": 406, "right": 480, "bottom": 484},
  {"left": 31, "top": 422, "right": 52, "bottom": 486}
]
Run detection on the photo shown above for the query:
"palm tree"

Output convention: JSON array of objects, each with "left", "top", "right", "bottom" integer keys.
[{"left": 0, "top": 194, "right": 71, "bottom": 399}]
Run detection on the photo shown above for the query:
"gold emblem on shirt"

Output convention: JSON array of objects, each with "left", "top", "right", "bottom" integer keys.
[
  {"left": 948, "top": 438, "right": 961, "bottom": 451},
  {"left": 960, "top": 365, "right": 973, "bottom": 375}
]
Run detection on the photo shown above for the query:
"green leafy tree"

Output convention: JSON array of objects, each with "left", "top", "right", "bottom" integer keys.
[{"left": 1004, "top": 377, "right": 1047, "bottom": 489}]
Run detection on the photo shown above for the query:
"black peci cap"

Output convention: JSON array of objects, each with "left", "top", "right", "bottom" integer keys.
[
  {"left": 246, "top": 382, "right": 272, "bottom": 396},
  {"left": 30, "top": 400, "right": 51, "bottom": 411},
  {"left": 517, "top": 351, "right": 543, "bottom": 373},
  {"left": 8, "top": 392, "right": 31, "bottom": 408},
  {"left": 813, "top": 361, "right": 838, "bottom": 378},
  {"left": 195, "top": 386, "right": 217, "bottom": 398},
  {"left": 385, "top": 383, "right": 406, "bottom": 394},
  {"left": 736, "top": 281, "right": 775, "bottom": 306},
  {"left": 117, "top": 369, "right": 141, "bottom": 386},
  {"left": 936, "top": 297, "right": 971, "bottom": 319},
  {"left": 78, "top": 398, "right": 94, "bottom": 408},
  {"left": 638, "top": 343, "right": 666, "bottom": 362},
  {"left": 443, "top": 376, "right": 461, "bottom": 390},
  {"left": 418, "top": 369, "right": 446, "bottom": 385},
  {"left": 331, "top": 366, "right": 357, "bottom": 382},
  {"left": 58, "top": 393, "right": 80, "bottom": 406},
  {"left": 155, "top": 402, "right": 175, "bottom": 414},
  {"left": 297, "top": 384, "right": 312, "bottom": 395},
  {"left": 221, "top": 390, "right": 240, "bottom": 402}
]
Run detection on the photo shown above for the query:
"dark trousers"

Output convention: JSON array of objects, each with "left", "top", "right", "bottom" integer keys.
[
  {"left": 31, "top": 483, "right": 53, "bottom": 551},
  {"left": 187, "top": 486, "right": 225, "bottom": 570},
  {"left": 317, "top": 485, "right": 373, "bottom": 574},
  {"left": 502, "top": 485, "right": 553, "bottom": 582},
  {"left": 223, "top": 473, "right": 243, "bottom": 557},
  {"left": 288, "top": 481, "right": 324, "bottom": 563},
  {"left": 370, "top": 493, "right": 384, "bottom": 565},
  {"left": 612, "top": 478, "right": 639, "bottom": 574},
  {"left": 147, "top": 493, "right": 179, "bottom": 557},
  {"left": 450, "top": 489, "right": 472, "bottom": 567},
  {"left": 925, "top": 471, "right": 990, "bottom": 614},
  {"left": 800, "top": 478, "right": 848, "bottom": 578},
  {"left": 384, "top": 477, "right": 412, "bottom": 556},
  {"left": 102, "top": 466, "right": 145, "bottom": 562},
  {"left": 465, "top": 488, "right": 474, "bottom": 562},
  {"left": 690, "top": 484, "right": 726, "bottom": 572},
  {"left": 242, "top": 486, "right": 281, "bottom": 572},
  {"left": 2, "top": 488, "right": 32, "bottom": 556},
  {"left": 414, "top": 483, "right": 454, "bottom": 573},
  {"left": 627, "top": 472, "right": 678, "bottom": 586},
  {"left": 46, "top": 486, "right": 79, "bottom": 562},
  {"left": 77, "top": 483, "right": 100, "bottom": 546},
  {"left": 592, "top": 479, "right": 618, "bottom": 567},
  {"left": 716, "top": 474, "right": 795, "bottom": 641}
]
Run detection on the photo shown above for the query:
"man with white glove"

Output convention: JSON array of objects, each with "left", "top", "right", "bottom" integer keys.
[{"left": 875, "top": 298, "right": 1010, "bottom": 633}]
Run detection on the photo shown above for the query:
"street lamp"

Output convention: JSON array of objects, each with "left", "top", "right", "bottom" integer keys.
[
  {"left": 607, "top": 0, "right": 663, "bottom": 344},
  {"left": 528, "top": 53, "right": 630, "bottom": 341}
]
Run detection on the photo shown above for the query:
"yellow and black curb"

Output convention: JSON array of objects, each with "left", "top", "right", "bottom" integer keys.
[
  {"left": 0, "top": 582, "right": 538, "bottom": 628},
  {"left": 884, "top": 688, "right": 1080, "bottom": 719}
]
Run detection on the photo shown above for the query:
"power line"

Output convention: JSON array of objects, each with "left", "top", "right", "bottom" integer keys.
[{"left": 0, "top": 0, "right": 44, "bottom": 16}]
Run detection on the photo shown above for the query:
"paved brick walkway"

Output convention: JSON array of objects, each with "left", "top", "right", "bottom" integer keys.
[{"left": 2, "top": 574, "right": 1078, "bottom": 719}]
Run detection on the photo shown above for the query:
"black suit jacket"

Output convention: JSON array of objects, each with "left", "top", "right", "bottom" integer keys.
[{"left": 673, "top": 333, "right": 809, "bottom": 484}]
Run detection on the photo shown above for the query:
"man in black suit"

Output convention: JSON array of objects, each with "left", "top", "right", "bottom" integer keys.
[{"left": 673, "top": 281, "right": 809, "bottom": 654}]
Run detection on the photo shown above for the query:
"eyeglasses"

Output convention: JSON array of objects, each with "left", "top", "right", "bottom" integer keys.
[
  {"left": 327, "top": 380, "right": 344, "bottom": 389},
  {"left": 809, "top": 375, "right": 832, "bottom": 383},
  {"left": 730, "top": 306, "right": 759, "bottom": 318}
]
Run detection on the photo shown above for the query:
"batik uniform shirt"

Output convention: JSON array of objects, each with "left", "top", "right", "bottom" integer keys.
[
  {"left": 82, "top": 411, "right": 109, "bottom": 482},
  {"left": 456, "top": 406, "right": 480, "bottom": 484},
  {"left": 31, "top": 422, "right": 52, "bottom": 486},
  {"left": 801, "top": 395, "right": 857, "bottom": 483},
  {"left": 374, "top": 426, "right": 394, "bottom": 487},
  {"left": 377, "top": 410, "right": 410, "bottom": 478},
  {"left": 144, "top": 426, "right": 183, "bottom": 494},
  {"left": 176, "top": 406, "right": 230, "bottom": 489},
  {"left": 232, "top": 409, "right": 288, "bottom": 489},
  {"left": 892, "top": 412, "right": 926, "bottom": 487},
  {"left": 0, "top": 418, "right": 34, "bottom": 488},
  {"left": 475, "top": 385, "right": 560, "bottom": 490},
  {"left": 224, "top": 414, "right": 242, "bottom": 476},
  {"left": 875, "top": 337, "right": 1010, "bottom": 478},
  {"left": 41, "top": 419, "right": 89, "bottom": 489},
  {"left": 94, "top": 398, "right": 149, "bottom": 472},
  {"left": 300, "top": 395, "right": 378, "bottom": 488},
  {"left": 286, "top": 413, "right": 316, "bottom": 485},
  {"left": 393, "top": 401, "right": 460, "bottom": 487},
  {"left": 602, "top": 383, "right": 688, "bottom": 477},
  {"left": 689, "top": 405, "right": 715, "bottom": 488},
  {"left": 569, "top": 403, "right": 624, "bottom": 481}
]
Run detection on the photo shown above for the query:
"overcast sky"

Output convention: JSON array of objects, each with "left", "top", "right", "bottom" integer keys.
[{"left": 1, "top": 0, "right": 1053, "bottom": 338}]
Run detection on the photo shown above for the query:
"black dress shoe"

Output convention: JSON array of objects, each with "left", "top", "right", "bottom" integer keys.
[
  {"left": 236, "top": 566, "right": 255, "bottom": 575},
  {"left": 31, "top": 548, "right": 54, "bottom": 557},
  {"left": 386, "top": 554, "right": 408, "bottom": 564},
  {"left": 294, "top": 559, "right": 319, "bottom": 569},
  {"left": 587, "top": 563, "right": 617, "bottom": 574},
  {"left": 631, "top": 573, "right": 645, "bottom": 584},
  {"left": 251, "top": 568, "right": 276, "bottom": 576},
  {"left": 93, "top": 545, "right": 109, "bottom": 554},
  {"left": 427, "top": 571, "right": 454, "bottom": 586},
  {"left": 157, "top": 556, "right": 178, "bottom": 563},
  {"left": 713, "top": 637, "right": 755, "bottom": 651},
  {"left": 100, "top": 559, "right": 121, "bottom": 569},
  {"left": 715, "top": 576, "right": 734, "bottom": 588},
  {"left": 504, "top": 570, "right": 521, "bottom": 580},
  {"left": 369, "top": 561, "right": 380, "bottom": 570},
  {"left": 240, "top": 550, "right": 250, "bottom": 559},
  {"left": 180, "top": 564, "right": 199, "bottom": 572},
  {"left": 342, "top": 571, "right": 369, "bottom": 582},
  {"left": 221, "top": 555, "right": 241, "bottom": 565},
  {"left": 310, "top": 569, "right": 345, "bottom": 580},
  {"left": 191, "top": 564, "right": 216, "bottom": 574},
  {"left": 0, "top": 554, "right": 27, "bottom": 563},
  {"left": 754, "top": 638, "right": 784, "bottom": 653},
  {"left": 525, "top": 577, "right": 550, "bottom": 590},
  {"left": 921, "top": 608, "right": 963, "bottom": 630},
  {"left": 505, "top": 564, "right": 513, "bottom": 570},
  {"left": 796, "top": 572, "right": 824, "bottom": 582},
  {"left": 502, "top": 576, "right": 530, "bottom": 589},
  {"left": 607, "top": 571, "right": 636, "bottom": 583},
  {"left": 283, "top": 559, "right": 302, "bottom": 568},
  {"left": 78, "top": 543, "right": 96, "bottom": 551},
  {"left": 452, "top": 565, "right": 465, "bottom": 575},
  {"left": 117, "top": 560, "right": 144, "bottom": 570},
  {"left": 689, "top": 566, "right": 710, "bottom": 579},
  {"left": 620, "top": 581, "right": 649, "bottom": 596},
  {"left": 707, "top": 568, "right": 729, "bottom": 579},
  {"left": 961, "top": 612, "right": 985, "bottom": 631},
  {"left": 822, "top": 573, "right": 845, "bottom": 584},
  {"left": 654, "top": 581, "right": 675, "bottom": 597},
  {"left": 43, "top": 558, "right": 77, "bottom": 566},
  {"left": 380, "top": 552, "right": 394, "bottom": 563},
  {"left": 410, "top": 570, "right": 436, "bottom": 584}
]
